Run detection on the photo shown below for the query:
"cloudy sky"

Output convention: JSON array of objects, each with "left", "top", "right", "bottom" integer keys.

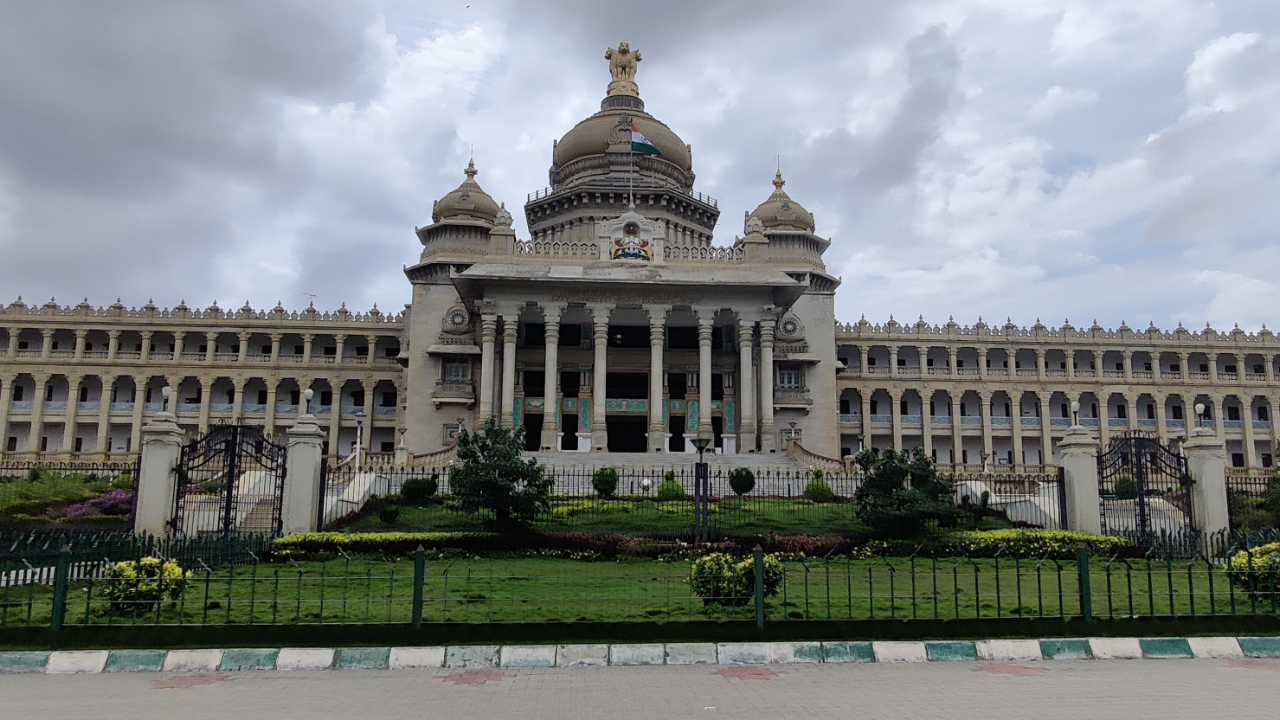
[{"left": 1, "top": 1, "right": 1278, "bottom": 332}]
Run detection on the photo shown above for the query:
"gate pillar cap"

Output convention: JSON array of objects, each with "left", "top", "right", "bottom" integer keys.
[
  {"left": 141, "top": 411, "right": 181, "bottom": 436},
  {"left": 1058, "top": 424, "right": 1097, "bottom": 448},
  {"left": 287, "top": 413, "right": 326, "bottom": 439},
  {"left": 1183, "top": 429, "right": 1224, "bottom": 452}
]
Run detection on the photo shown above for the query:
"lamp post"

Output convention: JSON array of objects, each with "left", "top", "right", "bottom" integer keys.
[
  {"left": 303, "top": 388, "right": 313, "bottom": 415},
  {"left": 1194, "top": 402, "right": 1206, "bottom": 430},
  {"left": 354, "top": 410, "right": 366, "bottom": 467},
  {"left": 161, "top": 386, "right": 172, "bottom": 414},
  {"left": 980, "top": 450, "right": 991, "bottom": 475},
  {"left": 691, "top": 431, "right": 713, "bottom": 542},
  {"left": 1070, "top": 400, "right": 1080, "bottom": 426}
]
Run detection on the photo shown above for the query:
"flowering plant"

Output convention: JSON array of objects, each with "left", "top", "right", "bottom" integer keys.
[{"left": 102, "top": 557, "right": 190, "bottom": 612}]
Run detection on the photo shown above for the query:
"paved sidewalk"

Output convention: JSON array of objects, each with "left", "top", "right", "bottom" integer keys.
[{"left": 2, "top": 659, "right": 1279, "bottom": 720}]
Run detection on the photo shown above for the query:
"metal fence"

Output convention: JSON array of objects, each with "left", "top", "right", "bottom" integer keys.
[
  {"left": 2, "top": 534, "right": 1277, "bottom": 629},
  {"left": 1227, "top": 471, "right": 1279, "bottom": 531},
  {"left": 0, "top": 460, "right": 140, "bottom": 530}
]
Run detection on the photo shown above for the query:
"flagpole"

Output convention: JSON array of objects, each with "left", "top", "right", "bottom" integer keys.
[{"left": 629, "top": 145, "right": 635, "bottom": 209}]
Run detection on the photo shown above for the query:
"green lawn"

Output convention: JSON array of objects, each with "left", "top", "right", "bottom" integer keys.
[
  {"left": 346, "top": 497, "right": 869, "bottom": 535},
  {"left": 3, "top": 555, "right": 1273, "bottom": 628}
]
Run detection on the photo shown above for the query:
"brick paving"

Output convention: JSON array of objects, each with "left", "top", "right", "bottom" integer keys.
[{"left": 2, "top": 659, "right": 1279, "bottom": 719}]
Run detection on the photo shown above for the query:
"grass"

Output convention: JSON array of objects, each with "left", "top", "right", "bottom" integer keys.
[
  {"left": 347, "top": 496, "right": 871, "bottom": 535},
  {"left": 3, "top": 554, "right": 1275, "bottom": 628}
]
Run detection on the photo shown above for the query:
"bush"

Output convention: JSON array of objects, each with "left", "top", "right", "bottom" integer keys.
[
  {"left": 102, "top": 557, "right": 190, "bottom": 612},
  {"left": 728, "top": 467, "right": 756, "bottom": 496},
  {"left": 592, "top": 466, "right": 620, "bottom": 498},
  {"left": 450, "top": 417, "right": 553, "bottom": 528},
  {"left": 401, "top": 475, "right": 439, "bottom": 505},
  {"left": 656, "top": 471, "right": 685, "bottom": 502},
  {"left": 64, "top": 489, "right": 133, "bottom": 520},
  {"left": 378, "top": 507, "right": 401, "bottom": 524},
  {"left": 1113, "top": 475, "right": 1138, "bottom": 500},
  {"left": 855, "top": 448, "right": 961, "bottom": 538},
  {"left": 803, "top": 470, "right": 835, "bottom": 504},
  {"left": 690, "top": 552, "right": 783, "bottom": 606},
  {"left": 937, "top": 530, "right": 1133, "bottom": 559},
  {"left": 1229, "top": 542, "right": 1280, "bottom": 594}
]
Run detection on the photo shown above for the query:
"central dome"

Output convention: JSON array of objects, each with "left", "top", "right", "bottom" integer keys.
[{"left": 553, "top": 109, "right": 692, "bottom": 173}]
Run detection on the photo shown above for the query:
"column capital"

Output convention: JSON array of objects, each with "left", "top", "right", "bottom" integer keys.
[
  {"left": 204, "top": 330, "right": 217, "bottom": 340},
  {"left": 109, "top": 329, "right": 121, "bottom": 338},
  {"left": 588, "top": 304, "right": 611, "bottom": 326},
  {"left": 270, "top": 332, "right": 283, "bottom": 341},
  {"left": 480, "top": 314, "right": 498, "bottom": 337},
  {"left": 140, "top": 329, "right": 153, "bottom": 338}
]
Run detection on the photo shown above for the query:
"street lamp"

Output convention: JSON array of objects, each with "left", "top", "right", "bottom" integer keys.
[
  {"left": 980, "top": 450, "right": 991, "bottom": 475},
  {"left": 787, "top": 421, "right": 798, "bottom": 440},
  {"left": 1194, "top": 402, "right": 1206, "bottom": 429},
  {"left": 354, "top": 410, "right": 366, "bottom": 467},
  {"left": 398, "top": 427, "right": 407, "bottom": 447},
  {"left": 303, "top": 388, "right": 313, "bottom": 415},
  {"left": 1070, "top": 400, "right": 1080, "bottom": 426},
  {"left": 691, "top": 432, "right": 713, "bottom": 542},
  {"left": 161, "top": 386, "right": 172, "bottom": 414}
]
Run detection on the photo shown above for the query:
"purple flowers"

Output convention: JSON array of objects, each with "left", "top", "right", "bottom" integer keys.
[{"left": 63, "top": 489, "right": 133, "bottom": 520}]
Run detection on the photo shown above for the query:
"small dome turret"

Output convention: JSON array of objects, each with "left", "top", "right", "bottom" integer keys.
[
  {"left": 432, "top": 160, "right": 501, "bottom": 225},
  {"left": 747, "top": 171, "right": 815, "bottom": 232}
]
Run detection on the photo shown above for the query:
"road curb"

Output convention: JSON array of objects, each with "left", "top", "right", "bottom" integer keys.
[{"left": 0, "top": 636, "right": 1265, "bottom": 674}]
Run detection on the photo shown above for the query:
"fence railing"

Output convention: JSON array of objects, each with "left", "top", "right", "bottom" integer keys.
[
  {"left": 2, "top": 536, "right": 1277, "bottom": 629},
  {"left": 1227, "top": 472, "right": 1279, "bottom": 531},
  {"left": 0, "top": 460, "right": 140, "bottom": 531}
]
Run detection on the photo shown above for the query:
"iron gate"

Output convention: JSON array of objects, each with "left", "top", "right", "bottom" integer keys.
[
  {"left": 1097, "top": 431, "right": 1197, "bottom": 554},
  {"left": 172, "top": 425, "right": 287, "bottom": 537}
]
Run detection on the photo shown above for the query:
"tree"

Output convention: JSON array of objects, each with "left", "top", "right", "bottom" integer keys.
[
  {"left": 855, "top": 447, "right": 960, "bottom": 538},
  {"left": 450, "top": 417, "right": 553, "bottom": 528}
]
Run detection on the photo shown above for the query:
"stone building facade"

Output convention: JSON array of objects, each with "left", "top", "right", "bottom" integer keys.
[{"left": 2, "top": 45, "right": 1278, "bottom": 470}]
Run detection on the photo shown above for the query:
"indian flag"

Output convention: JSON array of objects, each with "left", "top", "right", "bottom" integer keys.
[{"left": 631, "top": 123, "right": 661, "bottom": 155}]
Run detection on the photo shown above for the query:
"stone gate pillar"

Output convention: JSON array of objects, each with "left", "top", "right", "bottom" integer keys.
[
  {"left": 1058, "top": 424, "right": 1101, "bottom": 534},
  {"left": 283, "top": 412, "right": 327, "bottom": 534},
  {"left": 134, "top": 408, "right": 184, "bottom": 537},
  {"left": 1183, "top": 427, "right": 1229, "bottom": 548}
]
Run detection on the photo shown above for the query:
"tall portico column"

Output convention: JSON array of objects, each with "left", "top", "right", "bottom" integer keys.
[
  {"left": 140, "top": 331, "right": 153, "bottom": 362},
  {"left": 231, "top": 377, "right": 246, "bottom": 420},
  {"left": 198, "top": 376, "right": 213, "bottom": 433},
  {"left": 62, "top": 375, "right": 82, "bottom": 453},
  {"left": 172, "top": 332, "right": 185, "bottom": 363},
  {"left": 40, "top": 328, "right": 53, "bottom": 359},
  {"left": 948, "top": 348, "right": 958, "bottom": 378},
  {"left": 270, "top": 333, "right": 283, "bottom": 363},
  {"left": 204, "top": 332, "right": 217, "bottom": 363},
  {"left": 108, "top": 330, "right": 121, "bottom": 361},
  {"left": 738, "top": 319, "right": 756, "bottom": 452},
  {"left": 922, "top": 390, "right": 933, "bottom": 458},
  {"left": 334, "top": 335, "right": 346, "bottom": 366},
  {"left": 861, "top": 392, "right": 873, "bottom": 453},
  {"left": 74, "top": 330, "right": 86, "bottom": 360},
  {"left": 647, "top": 309, "right": 666, "bottom": 453},
  {"left": 128, "top": 377, "right": 148, "bottom": 454},
  {"left": 27, "top": 375, "right": 48, "bottom": 451},
  {"left": 1038, "top": 391, "right": 1053, "bottom": 469},
  {"left": 889, "top": 345, "right": 899, "bottom": 376},
  {"left": 95, "top": 377, "right": 113, "bottom": 455},
  {"left": 1066, "top": 349, "right": 1076, "bottom": 380},
  {"left": 264, "top": 381, "right": 278, "bottom": 437},
  {"left": 1011, "top": 390, "right": 1025, "bottom": 469},
  {"left": 950, "top": 393, "right": 963, "bottom": 468},
  {"left": 1242, "top": 394, "right": 1258, "bottom": 468},
  {"left": 697, "top": 311, "right": 714, "bottom": 442},
  {"left": 889, "top": 388, "right": 902, "bottom": 451},
  {"left": 0, "top": 373, "right": 16, "bottom": 453},
  {"left": 1154, "top": 395, "right": 1169, "bottom": 442},
  {"left": 759, "top": 320, "right": 776, "bottom": 453},
  {"left": 977, "top": 348, "right": 988, "bottom": 379},
  {"left": 500, "top": 317, "right": 518, "bottom": 428},
  {"left": 591, "top": 307, "right": 609, "bottom": 452},
  {"left": 478, "top": 315, "right": 498, "bottom": 419},
  {"left": 542, "top": 315, "right": 561, "bottom": 451},
  {"left": 327, "top": 377, "right": 342, "bottom": 457},
  {"left": 302, "top": 334, "right": 314, "bottom": 365},
  {"left": 1036, "top": 349, "right": 1046, "bottom": 381},
  {"left": 858, "top": 346, "right": 869, "bottom": 375},
  {"left": 1178, "top": 351, "right": 1190, "bottom": 381},
  {"left": 978, "top": 390, "right": 993, "bottom": 464}
]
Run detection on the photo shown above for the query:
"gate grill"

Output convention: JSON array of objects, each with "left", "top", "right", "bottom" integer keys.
[
  {"left": 172, "top": 425, "right": 286, "bottom": 537},
  {"left": 1097, "top": 431, "right": 1197, "bottom": 555}
]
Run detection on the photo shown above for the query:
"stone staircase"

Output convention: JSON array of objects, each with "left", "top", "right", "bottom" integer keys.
[{"left": 524, "top": 451, "right": 808, "bottom": 475}]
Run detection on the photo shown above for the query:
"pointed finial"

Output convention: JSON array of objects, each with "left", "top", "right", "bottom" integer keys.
[
  {"left": 773, "top": 169, "right": 785, "bottom": 191},
  {"left": 464, "top": 159, "right": 477, "bottom": 180}
]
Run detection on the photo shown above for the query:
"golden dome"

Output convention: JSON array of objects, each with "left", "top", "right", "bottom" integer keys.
[
  {"left": 748, "top": 171, "right": 815, "bottom": 232},
  {"left": 432, "top": 161, "right": 501, "bottom": 224},
  {"left": 552, "top": 110, "right": 692, "bottom": 173}
]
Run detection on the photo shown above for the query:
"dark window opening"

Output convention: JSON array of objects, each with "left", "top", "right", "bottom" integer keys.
[
  {"left": 1227, "top": 406, "right": 1241, "bottom": 421},
  {"left": 74, "top": 437, "right": 83, "bottom": 452},
  {"left": 558, "top": 324, "right": 583, "bottom": 347},
  {"left": 605, "top": 325, "right": 648, "bottom": 348},
  {"left": 1262, "top": 453, "right": 1274, "bottom": 468},
  {"left": 12, "top": 386, "right": 23, "bottom": 402},
  {"left": 561, "top": 415, "right": 578, "bottom": 450},
  {"left": 524, "top": 323, "right": 546, "bottom": 347},
  {"left": 523, "top": 371, "right": 545, "bottom": 398},
  {"left": 669, "top": 415, "right": 686, "bottom": 452},
  {"left": 351, "top": 390, "right": 364, "bottom": 407},
  {"left": 900, "top": 399, "right": 909, "bottom": 415},
  {"left": 1231, "top": 453, "right": 1245, "bottom": 468},
  {"left": 1146, "top": 405, "right": 1155, "bottom": 420},
  {"left": 1061, "top": 402, "right": 1069, "bottom": 418},
  {"left": 1199, "top": 363, "right": 1209, "bottom": 372},
  {"left": 355, "top": 346, "right": 369, "bottom": 357},
  {"left": 258, "top": 390, "right": 268, "bottom": 404},
  {"left": 289, "top": 390, "right": 300, "bottom": 405},
  {"left": 667, "top": 372, "right": 687, "bottom": 400},
  {"left": 607, "top": 416, "right": 648, "bottom": 452},
  {"left": 560, "top": 371, "right": 580, "bottom": 398},
  {"left": 78, "top": 387, "right": 89, "bottom": 403},
  {"left": 323, "top": 346, "right": 336, "bottom": 356},
  {"left": 840, "top": 399, "right": 850, "bottom": 414},
  {"left": 1225, "top": 364, "right": 1237, "bottom": 373},
  {"left": 712, "top": 327, "right": 727, "bottom": 351},
  {"left": 261, "top": 345, "right": 272, "bottom": 354},
  {"left": 320, "top": 391, "right": 333, "bottom": 406},
  {"left": 524, "top": 414, "right": 544, "bottom": 451},
  {"left": 711, "top": 373, "right": 724, "bottom": 401},
  {"left": 870, "top": 399, "right": 880, "bottom": 415},
  {"left": 5, "top": 437, "right": 16, "bottom": 452},
  {"left": 380, "top": 441, "right": 395, "bottom": 453},
  {"left": 294, "top": 345, "right": 305, "bottom": 354},
  {"left": 1115, "top": 405, "right": 1126, "bottom": 419},
  {"left": 667, "top": 327, "right": 698, "bottom": 349},
  {"left": 45, "top": 385, "right": 55, "bottom": 402},
  {"left": 606, "top": 372, "right": 648, "bottom": 399},
  {"left": 1259, "top": 406, "right": 1270, "bottom": 422},
  {"left": 385, "top": 345, "right": 399, "bottom": 357},
  {"left": 1172, "top": 405, "right": 1183, "bottom": 420},
  {"left": 381, "top": 391, "right": 397, "bottom": 407}
]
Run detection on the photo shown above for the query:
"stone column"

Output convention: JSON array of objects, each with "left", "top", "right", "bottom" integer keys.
[
  {"left": 1011, "top": 390, "right": 1025, "bottom": 470},
  {"left": 264, "top": 382, "right": 278, "bottom": 437},
  {"left": 1098, "top": 390, "right": 1111, "bottom": 447},
  {"left": 500, "top": 318, "right": 518, "bottom": 428},
  {"left": 1155, "top": 395, "right": 1169, "bottom": 442},
  {"left": 1209, "top": 393, "right": 1224, "bottom": 437},
  {"left": 922, "top": 390, "right": 933, "bottom": 458},
  {"left": 1184, "top": 426, "right": 1229, "bottom": 546},
  {"left": 759, "top": 320, "right": 776, "bottom": 453},
  {"left": 204, "top": 332, "right": 217, "bottom": 363},
  {"left": 950, "top": 393, "right": 963, "bottom": 468},
  {"left": 327, "top": 377, "right": 342, "bottom": 457},
  {"left": 738, "top": 319, "right": 756, "bottom": 452},
  {"left": 302, "top": 334, "right": 314, "bottom": 364},
  {"left": 479, "top": 315, "right": 497, "bottom": 419},
  {"left": 948, "top": 348, "right": 958, "bottom": 378},
  {"left": 107, "top": 330, "right": 120, "bottom": 361},
  {"left": 1179, "top": 351, "right": 1190, "bottom": 381},
  {"left": 542, "top": 316, "right": 561, "bottom": 451},
  {"left": 1058, "top": 424, "right": 1101, "bottom": 533},
  {"left": 978, "top": 348, "right": 988, "bottom": 379},
  {"left": 0, "top": 373, "right": 14, "bottom": 453},
  {"left": 129, "top": 376, "right": 147, "bottom": 454},
  {"left": 889, "top": 388, "right": 902, "bottom": 451},
  {"left": 140, "top": 331, "right": 153, "bottom": 362},
  {"left": 231, "top": 377, "right": 246, "bottom": 421},
  {"left": 235, "top": 332, "right": 248, "bottom": 363},
  {"left": 889, "top": 345, "right": 899, "bottom": 376},
  {"left": 95, "top": 376, "right": 112, "bottom": 454},
  {"left": 1209, "top": 353, "right": 1219, "bottom": 382},
  {"left": 1126, "top": 395, "right": 1138, "bottom": 433},
  {"left": 978, "top": 390, "right": 993, "bottom": 463},
  {"left": 859, "top": 346, "right": 869, "bottom": 375},
  {"left": 365, "top": 334, "right": 379, "bottom": 364},
  {"left": 1036, "top": 349, "right": 1046, "bottom": 381},
  {"left": 27, "top": 375, "right": 48, "bottom": 451},
  {"left": 1123, "top": 350, "right": 1133, "bottom": 382},
  {"left": 590, "top": 309, "right": 609, "bottom": 451},
  {"left": 283, "top": 412, "right": 326, "bottom": 534},
  {"left": 270, "top": 333, "right": 282, "bottom": 363},
  {"left": 172, "top": 332, "right": 185, "bottom": 363},
  {"left": 1242, "top": 394, "right": 1257, "bottom": 468},
  {"left": 134, "top": 408, "right": 185, "bottom": 536},
  {"left": 197, "top": 376, "right": 212, "bottom": 433},
  {"left": 74, "top": 330, "right": 86, "bottom": 360},
  {"left": 1066, "top": 349, "right": 1076, "bottom": 381},
  {"left": 647, "top": 311, "right": 666, "bottom": 452},
  {"left": 1038, "top": 391, "right": 1053, "bottom": 469},
  {"left": 361, "top": 378, "right": 376, "bottom": 451},
  {"left": 61, "top": 375, "right": 81, "bottom": 453},
  {"left": 40, "top": 328, "right": 53, "bottom": 359},
  {"left": 697, "top": 312, "right": 714, "bottom": 441},
  {"left": 334, "top": 334, "right": 346, "bottom": 366},
  {"left": 861, "top": 392, "right": 873, "bottom": 454},
  {"left": 4, "top": 328, "right": 16, "bottom": 358}
]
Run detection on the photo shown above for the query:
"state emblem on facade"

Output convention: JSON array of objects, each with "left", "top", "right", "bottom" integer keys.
[{"left": 611, "top": 222, "right": 652, "bottom": 261}]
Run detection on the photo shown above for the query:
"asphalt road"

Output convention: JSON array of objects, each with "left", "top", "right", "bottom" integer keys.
[{"left": 2, "top": 659, "right": 1278, "bottom": 719}]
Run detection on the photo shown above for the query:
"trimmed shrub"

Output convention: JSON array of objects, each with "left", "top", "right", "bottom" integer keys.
[
  {"left": 102, "top": 557, "right": 190, "bottom": 612},
  {"left": 401, "top": 475, "right": 439, "bottom": 505},
  {"left": 377, "top": 507, "right": 401, "bottom": 524},
  {"left": 803, "top": 470, "right": 835, "bottom": 504},
  {"left": 728, "top": 467, "right": 756, "bottom": 496},
  {"left": 1113, "top": 475, "right": 1138, "bottom": 500},
  {"left": 656, "top": 471, "right": 685, "bottom": 502},
  {"left": 1229, "top": 542, "right": 1280, "bottom": 594},
  {"left": 690, "top": 552, "right": 784, "bottom": 606},
  {"left": 592, "top": 466, "right": 620, "bottom": 498},
  {"left": 935, "top": 529, "right": 1132, "bottom": 559}
]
